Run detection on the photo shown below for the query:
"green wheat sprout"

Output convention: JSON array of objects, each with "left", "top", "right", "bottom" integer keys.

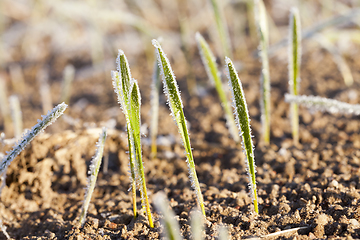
[
  {"left": 112, "top": 50, "right": 153, "bottom": 227},
  {"left": 129, "top": 79, "right": 153, "bottom": 228},
  {"left": 154, "top": 192, "right": 183, "bottom": 240},
  {"left": 209, "top": 0, "right": 232, "bottom": 58},
  {"left": 288, "top": 7, "right": 301, "bottom": 144},
  {"left": 195, "top": 32, "right": 240, "bottom": 144},
  {"left": 79, "top": 127, "right": 107, "bottom": 227},
  {"left": 152, "top": 39, "right": 205, "bottom": 216},
  {"left": 285, "top": 94, "right": 360, "bottom": 116},
  {"left": 254, "top": 0, "right": 271, "bottom": 145},
  {"left": 0, "top": 102, "right": 67, "bottom": 178},
  {"left": 225, "top": 57, "right": 258, "bottom": 214}
]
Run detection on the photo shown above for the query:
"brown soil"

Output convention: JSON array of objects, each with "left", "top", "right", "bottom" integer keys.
[{"left": 1, "top": 1, "right": 360, "bottom": 240}]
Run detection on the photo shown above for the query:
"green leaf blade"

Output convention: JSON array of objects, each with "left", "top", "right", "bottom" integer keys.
[
  {"left": 152, "top": 39, "right": 205, "bottom": 216},
  {"left": 129, "top": 80, "right": 154, "bottom": 228},
  {"left": 225, "top": 57, "right": 258, "bottom": 214},
  {"left": 288, "top": 7, "right": 301, "bottom": 144}
]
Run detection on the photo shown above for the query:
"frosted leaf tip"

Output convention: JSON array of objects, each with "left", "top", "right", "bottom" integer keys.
[{"left": 152, "top": 39, "right": 161, "bottom": 48}]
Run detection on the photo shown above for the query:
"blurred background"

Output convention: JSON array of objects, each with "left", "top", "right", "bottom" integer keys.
[{"left": 0, "top": 0, "right": 359, "bottom": 139}]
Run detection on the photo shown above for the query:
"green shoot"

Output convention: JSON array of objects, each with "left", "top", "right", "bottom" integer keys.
[
  {"left": 288, "top": 7, "right": 301, "bottom": 144},
  {"left": 150, "top": 51, "right": 161, "bottom": 158},
  {"left": 152, "top": 39, "right": 205, "bottom": 216},
  {"left": 254, "top": 0, "right": 271, "bottom": 145},
  {"left": 112, "top": 50, "right": 138, "bottom": 220},
  {"left": 225, "top": 57, "right": 258, "bottom": 214},
  {"left": 209, "top": 0, "right": 232, "bottom": 58},
  {"left": 9, "top": 95, "right": 23, "bottom": 139},
  {"left": 0, "top": 102, "right": 67, "bottom": 177},
  {"left": 195, "top": 32, "right": 240, "bottom": 144},
  {"left": 60, "top": 64, "right": 75, "bottom": 104},
  {"left": 79, "top": 127, "right": 107, "bottom": 227},
  {"left": 112, "top": 50, "right": 153, "bottom": 227},
  {"left": 285, "top": 94, "right": 360, "bottom": 116},
  {"left": 154, "top": 192, "right": 183, "bottom": 240},
  {"left": 191, "top": 209, "right": 204, "bottom": 240},
  {"left": 129, "top": 80, "right": 153, "bottom": 228}
]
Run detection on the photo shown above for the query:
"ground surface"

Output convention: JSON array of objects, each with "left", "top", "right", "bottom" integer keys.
[{"left": 1, "top": 1, "right": 360, "bottom": 239}]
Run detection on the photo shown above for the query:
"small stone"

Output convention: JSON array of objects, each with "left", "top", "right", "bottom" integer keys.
[
  {"left": 329, "top": 180, "right": 339, "bottom": 188},
  {"left": 349, "top": 219, "right": 360, "bottom": 229}
]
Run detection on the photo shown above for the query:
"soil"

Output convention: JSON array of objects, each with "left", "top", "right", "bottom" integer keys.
[{"left": 1, "top": 1, "right": 360, "bottom": 239}]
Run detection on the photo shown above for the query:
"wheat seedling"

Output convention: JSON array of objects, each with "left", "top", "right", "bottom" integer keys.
[
  {"left": 129, "top": 80, "right": 153, "bottom": 227},
  {"left": 288, "top": 7, "right": 301, "bottom": 144},
  {"left": 0, "top": 103, "right": 67, "bottom": 189},
  {"left": 285, "top": 94, "right": 360, "bottom": 116},
  {"left": 254, "top": 0, "right": 271, "bottom": 145},
  {"left": 225, "top": 57, "right": 258, "bottom": 214},
  {"left": 152, "top": 39, "right": 205, "bottom": 216},
  {"left": 112, "top": 51, "right": 138, "bottom": 219},
  {"left": 154, "top": 192, "right": 183, "bottom": 240},
  {"left": 9, "top": 95, "right": 23, "bottom": 139},
  {"left": 196, "top": 32, "right": 240, "bottom": 144},
  {"left": 79, "top": 127, "right": 107, "bottom": 227},
  {"left": 112, "top": 50, "right": 153, "bottom": 227}
]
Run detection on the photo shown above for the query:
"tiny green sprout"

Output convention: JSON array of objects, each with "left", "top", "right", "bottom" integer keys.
[
  {"left": 195, "top": 32, "right": 240, "bottom": 144},
  {"left": 288, "top": 7, "right": 301, "bottom": 144},
  {"left": 0, "top": 102, "right": 67, "bottom": 179},
  {"left": 129, "top": 80, "right": 153, "bottom": 228},
  {"left": 150, "top": 51, "right": 161, "bottom": 158},
  {"left": 79, "top": 127, "right": 107, "bottom": 227},
  {"left": 154, "top": 192, "right": 183, "bottom": 240},
  {"left": 285, "top": 94, "right": 360, "bottom": 116},
  {"left": 254, "top": 0, "right": 271, "bottom": 145},
  {"left": 112, "top": 50, "right": 138, "bottom": 220},
  {"left": 112, "top": 50, "right": 153, "bottom": 227},
  {"left": 209, "top": 0, "right": 232, "bottom": 58},
  {"left": 225, "top": 57, "right": 258, "bottom": 214},
  {"left": 152, "top": 39, "right": 205, "bottom": 216}
]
